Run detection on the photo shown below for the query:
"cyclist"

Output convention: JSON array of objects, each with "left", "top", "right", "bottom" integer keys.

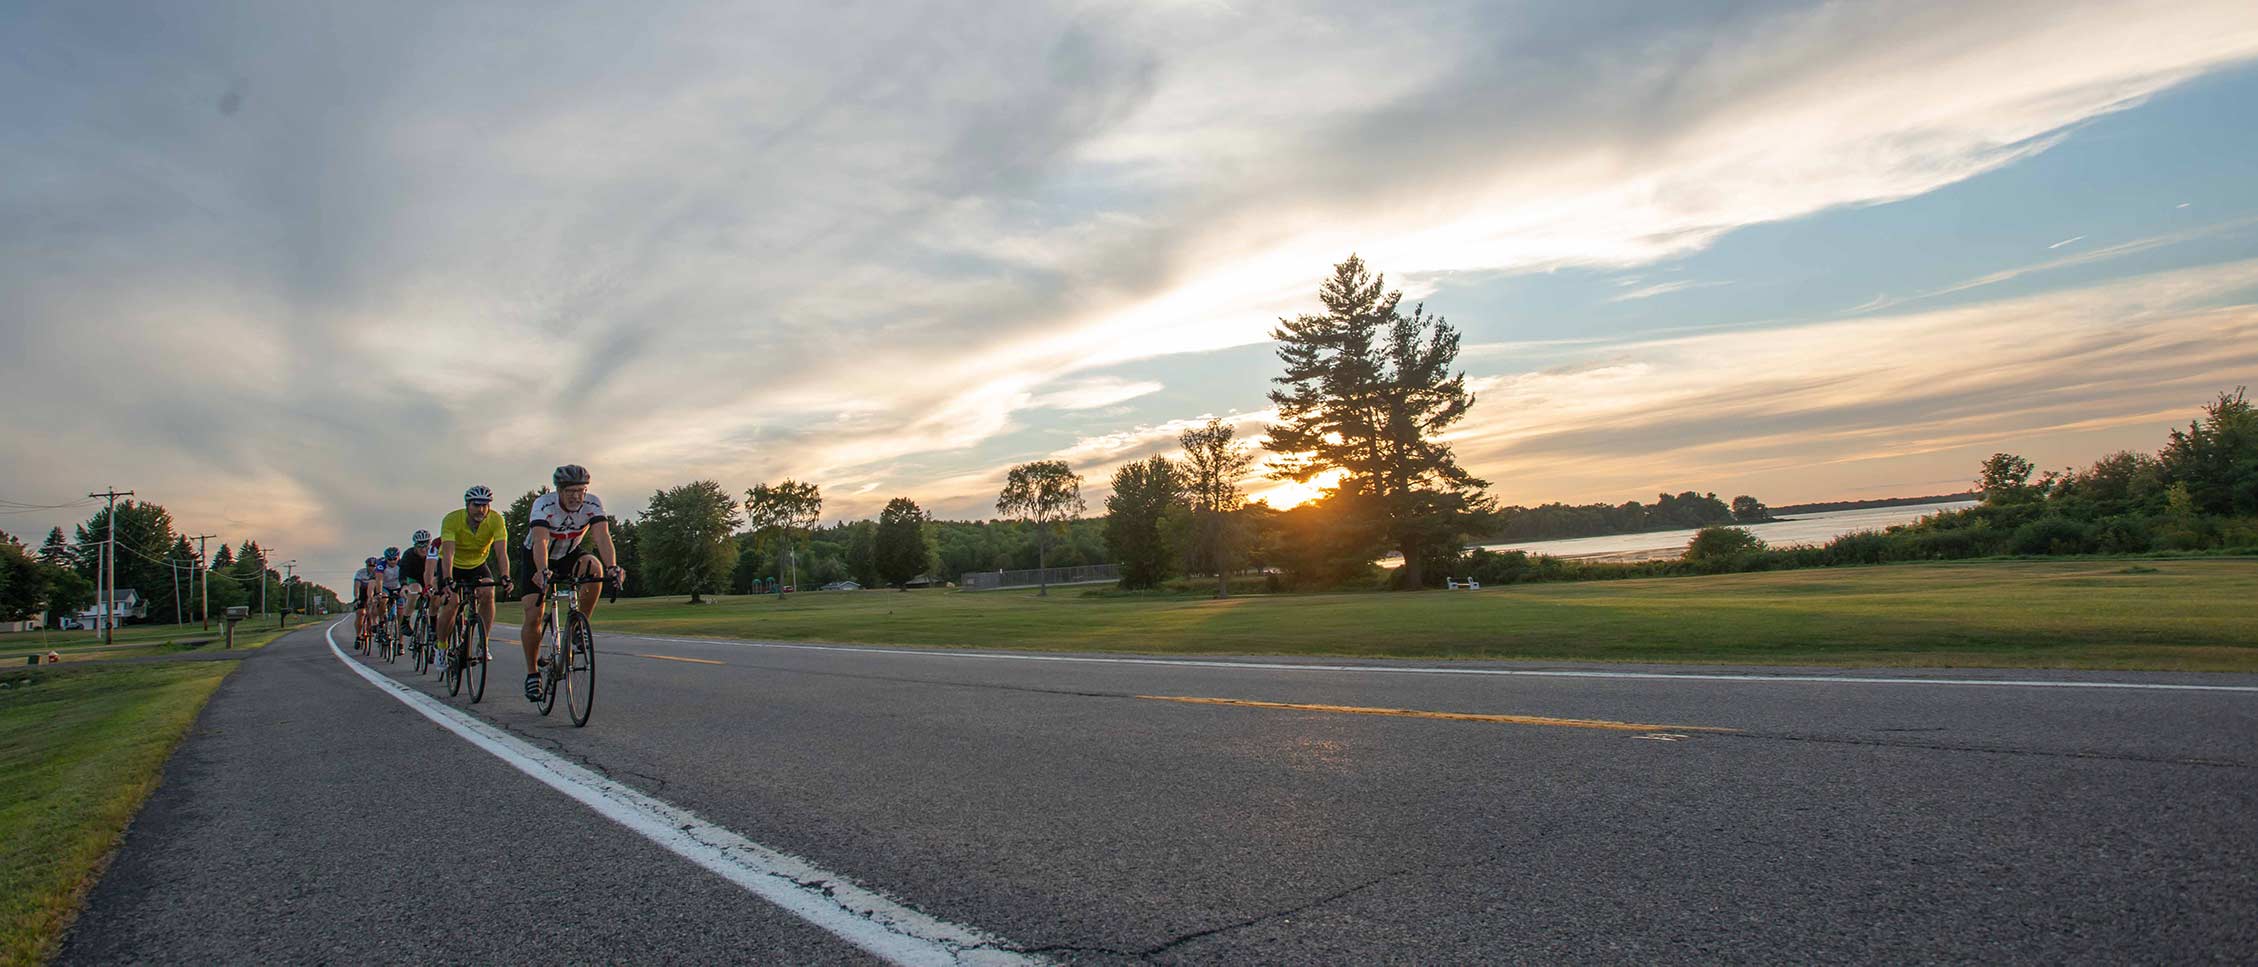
[
  {"left": 350, "top": 556, "right": 379, "bottom": 646},
  {"left": 396, "top": 531, "right": 435, "bottom": 641},
  {"left": 436, "top": 486, "right": 511, "bottom": 667},
  {"left": 375, "top": 547, "right": 407, "bottom": 652},
  {"left": 517, "top": 464, "right": 627, "bottom": 702}
]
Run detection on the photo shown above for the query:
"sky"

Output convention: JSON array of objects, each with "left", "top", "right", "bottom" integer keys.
[{"left": 3, "top": 0, "right": 2256, "bottom": 585}]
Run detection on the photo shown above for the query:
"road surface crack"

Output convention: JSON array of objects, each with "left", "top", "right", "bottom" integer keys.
[
  {"left": 1721, "top": 730, "right": 2251, "bottom": 768},
  {"left": 1012, "top": 867, "right": 1418, "bottom": 961}
]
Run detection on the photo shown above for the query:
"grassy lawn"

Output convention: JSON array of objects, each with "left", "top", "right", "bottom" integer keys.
[
  {"left": 600, "top": 558, "right": 2258, "bottom": 672},
  {"left": 0, "top": 660, "right": 236, "bottom": 966},
  {"left": 0, "top": 620, "right": 299, "bottom": 665}
]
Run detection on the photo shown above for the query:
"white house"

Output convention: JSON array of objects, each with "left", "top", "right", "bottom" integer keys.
[
  {"left": 0, "top": 611, "right": 43, "bottom": 634},
  {"left": 72, "top": 589, "right": 147, "bottom": 630}
]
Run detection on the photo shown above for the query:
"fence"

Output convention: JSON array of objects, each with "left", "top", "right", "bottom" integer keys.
[{"left": 960, "top": 564, "right": 1121, "bottom": 591}]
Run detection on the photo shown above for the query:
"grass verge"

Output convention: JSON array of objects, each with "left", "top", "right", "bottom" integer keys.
[
  {"left": 0, "top": 661, "right": 236, "bottom": 966},
  {"left": 0, "top": 621, "right": 297, "bottom": 665},
  {"left": 600, "top": 559, "right": 2258, "bottom": 672}
]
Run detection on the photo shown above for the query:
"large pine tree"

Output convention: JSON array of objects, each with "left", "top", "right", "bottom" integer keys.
[
  {"left": 1266, "top": 255, "right": 1488, "bottom": 589},
  {"left": 39, "top": 527, "right": 74, "bottom": 568}
]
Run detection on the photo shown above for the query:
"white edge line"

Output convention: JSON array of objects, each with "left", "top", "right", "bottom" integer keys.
[
  {"left": 614, "top": 634, "right": 2258, "bottom": 694},
  {"left": 321, "top": 621, "right": 1042, "bottom": 967}
]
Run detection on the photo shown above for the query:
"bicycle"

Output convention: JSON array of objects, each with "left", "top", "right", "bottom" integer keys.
[
  {"left": 533, "top": 570, "right": 614, "bottom": 727},
  {"left": 407, "top": 592, "right": 436, "bottom": 674},
  {"left": 441, "top": 577, "right": 500, "bottom": 703},
  {"left": 378, "top": 591, "right": 402, "bottom": 663}
]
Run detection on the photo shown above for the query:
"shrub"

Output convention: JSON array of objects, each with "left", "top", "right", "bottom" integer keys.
[
  {"left": 1685, "top": 527, "right": 1767, "bottom": 572},
  {"left": 2008, "top": 516, "right": 2095, "bottom": 555},
  {"left": 2090, "top": 516, "right": 2153, "bottom": 554}
]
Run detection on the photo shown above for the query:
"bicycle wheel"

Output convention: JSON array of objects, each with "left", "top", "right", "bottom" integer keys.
[
  {"left": 410, "top": 614, "right": 427, "bottom": 673},
  {"left": 536, "top": 615, "right": 559, "bottom": 717},
  {"left": 444, "top": 618, "right": 465, "bottom": 697},
  {"left": 466, "top": 617, "right": 487, "bottom": 704},
  {"left": 564, "top": 610, "right": 595, "bottom": 727}
]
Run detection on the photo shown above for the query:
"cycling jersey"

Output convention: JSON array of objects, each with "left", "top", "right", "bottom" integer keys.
[
  {"left": 441, "top": 508, "right": 509, "bottom": 568},
  {"left": 525, "top": 491, "right": 608, "bottom": 560},
  {"left": 398, "top": 546, "right": 429, "bottom": 586}
]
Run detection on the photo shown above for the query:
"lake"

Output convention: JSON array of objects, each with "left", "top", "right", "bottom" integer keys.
[{"left": 1463, "top": 500, "right": 1981, "bottom": 562}]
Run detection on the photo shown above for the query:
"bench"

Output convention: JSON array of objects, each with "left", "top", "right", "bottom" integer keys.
[{"left": 1446, "top": 577, "right": 1481, "bottom": 590}]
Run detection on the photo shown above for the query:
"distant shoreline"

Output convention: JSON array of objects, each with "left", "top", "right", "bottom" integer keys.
[{"left": 1767, "top": 492, "right": 1980, "bottom": 515}]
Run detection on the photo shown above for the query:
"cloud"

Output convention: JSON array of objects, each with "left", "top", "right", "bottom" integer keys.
[
  {"left": 1608, "top": 280, "right": 1734, "bottom": 302},
  {"left": 1445, "top": 259, "right": 2258, "bottom": 504},
  {"left": 2048, "top": 235, "right": 2088, "bottom": 249},
  {"left": 1028, "top": 378, "right": 1166, "bottom": 411}
]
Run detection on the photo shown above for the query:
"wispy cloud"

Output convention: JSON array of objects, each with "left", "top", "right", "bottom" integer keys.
[
  {"left": 1447, "top": 259, "right": 2258, "bottom": 504},
  {"left": 1608, "top": 280, "right": 1734, "bottom": 302},
  {"left": 2048, "top": 235, "right": 2088, "bottom": 249}
]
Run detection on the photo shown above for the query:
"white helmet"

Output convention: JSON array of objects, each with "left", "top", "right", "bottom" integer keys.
[{"left": 464, "top": 485, "right": 495, "bottom": 503}]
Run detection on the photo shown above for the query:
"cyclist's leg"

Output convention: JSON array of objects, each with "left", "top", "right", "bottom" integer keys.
[
  {"left": 514, "top": 544, "right": 545, "bottom": 675},
  {"left": 474, "top": 557, "right": 500, "bottom": 643},
  {"left": 435, "top": 583, "right": 458, "bottom": 649},
  {"left": 573, "top": 551, "right": 603, "bottom": 619}
]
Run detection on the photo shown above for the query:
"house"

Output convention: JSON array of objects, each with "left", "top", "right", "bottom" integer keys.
[
  {"left": 74, "top": 589, "right": 148, "bottom": 630},
  {"left": 0, "top": 611, "right": 44, "bottom": 634}
]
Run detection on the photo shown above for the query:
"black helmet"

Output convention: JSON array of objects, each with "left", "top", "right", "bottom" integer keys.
[{"left": 552, "top": 464, "right": 591, "bottom": 488}]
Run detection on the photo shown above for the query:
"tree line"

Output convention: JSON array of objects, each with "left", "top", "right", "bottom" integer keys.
[
  {"left": 1484, "top": 491, "right": 1769, "bottom": 542},
  {"left": 0, "top": 502, "right": 345, "bottom": 629},
  {"left": 512, "top": 257, "right": 2258, "bottom": 602},
  {"left": 1447, "top": 388, "right": 2258, "bottom": 585}
]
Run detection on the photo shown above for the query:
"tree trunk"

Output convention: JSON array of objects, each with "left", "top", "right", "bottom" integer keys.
[
  {"left": 1037, "top": 529, "right": 1049, "bottom": 596},
  {"left": 1398, "top": 540, "right": 1423, "bottom": 590},
  {"left": 1211, "top": 512, "right": 1228, "bottom": 599}
]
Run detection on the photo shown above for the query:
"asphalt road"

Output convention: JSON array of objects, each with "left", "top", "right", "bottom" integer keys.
[{"left": 65, "top": 619, "right": 2258, "bottom": 963}]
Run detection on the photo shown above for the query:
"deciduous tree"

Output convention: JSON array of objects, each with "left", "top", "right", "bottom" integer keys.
[
  {"left": 1104, "top": 457, "right": 1183, "bottom": 590},
  {"left": 745, "top": 479, "right": 822, "bottom": 598},
  {"left": 997, "top": 461, "right": 1085, "bottom": 596},
  {"left": 1179, "top": 418, "right": 1255, "bottom": 597},
  {"left": 641, "top": 481, "right": 743, "bottom": 604},
  {"left": 875, "top": 498, "right": 933, "bottom": 588}
]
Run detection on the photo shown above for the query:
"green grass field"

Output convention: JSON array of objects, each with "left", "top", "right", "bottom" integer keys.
[
  {"left": 0, "top": 620, "right": 299, "bottom": 665},
  {"left": 0, "top": 661, "right": 235, "bottom": 966},
  {"left": 600, "top": 559, "right": 2258, "bottom": 672}
]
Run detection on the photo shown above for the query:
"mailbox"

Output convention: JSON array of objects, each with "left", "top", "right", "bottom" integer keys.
[{"left": 223, "top": 606, "right": 249, "bottom": 648}]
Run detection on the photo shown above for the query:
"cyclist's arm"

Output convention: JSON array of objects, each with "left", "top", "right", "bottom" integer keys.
[
  {"left": 529, "top": 525, "right": 552, "bottom": 576},
  {"left": 590, "top": 519, "right": 618, "bottom": 569}
]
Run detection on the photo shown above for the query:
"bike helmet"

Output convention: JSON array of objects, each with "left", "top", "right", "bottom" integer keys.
[
  {"left": 412, "top": 529, "right": 431, "bottom": 544},
  {"left": 384, "top": 547, "right": 400, "bottom": 560},
  {"left": 464, "top": 485, "right": 494, "bottom": 503},
  {"left": 365, "top": 556, "right": 379, "bottom": 566},
  {"left": 553, "top": 464, "right": 591, "bottom": 487}
]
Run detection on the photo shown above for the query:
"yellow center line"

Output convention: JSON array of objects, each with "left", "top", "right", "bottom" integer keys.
[
  {"left": 1135, "top": 695, "right": 1737, "bottom": 733},
  {"left": 634, "top": 653, "right": 725, "bottom": 665}
]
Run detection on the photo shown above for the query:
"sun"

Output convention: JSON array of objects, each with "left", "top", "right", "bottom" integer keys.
[{"left": 1247, "top": 469, "right": 1345, "bottom": 509}]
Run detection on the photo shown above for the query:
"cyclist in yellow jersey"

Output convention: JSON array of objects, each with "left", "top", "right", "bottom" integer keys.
[{"left": 436, "top": 485, "right": 513, "bottom": 662}]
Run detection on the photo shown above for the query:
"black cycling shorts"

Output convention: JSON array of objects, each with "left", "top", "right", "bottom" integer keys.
[{"left": 449, "top": 556, "right": 501, "bottom": 590}]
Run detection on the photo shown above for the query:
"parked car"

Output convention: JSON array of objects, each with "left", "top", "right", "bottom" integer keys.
[{"left": 818, "top": 581, "right": 862, "bottom": 591}]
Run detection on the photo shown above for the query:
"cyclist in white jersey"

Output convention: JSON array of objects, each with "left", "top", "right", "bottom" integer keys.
[{"left": 514, "top": 464, "right": 627, "bottom": 701}]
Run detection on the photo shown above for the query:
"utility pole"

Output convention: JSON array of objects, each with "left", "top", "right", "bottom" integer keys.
[
  {"left": 279, "top": 561, "right": 297, "bottom": 629},
  {"left": 172, "top": 558, "right": 184, "bottom": 626},
  {"left": 188, "top": 534, "right": 217, "bottom": 630},
  {"left": 88, "top": 487, "right": 133, "bottom": 645}
]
